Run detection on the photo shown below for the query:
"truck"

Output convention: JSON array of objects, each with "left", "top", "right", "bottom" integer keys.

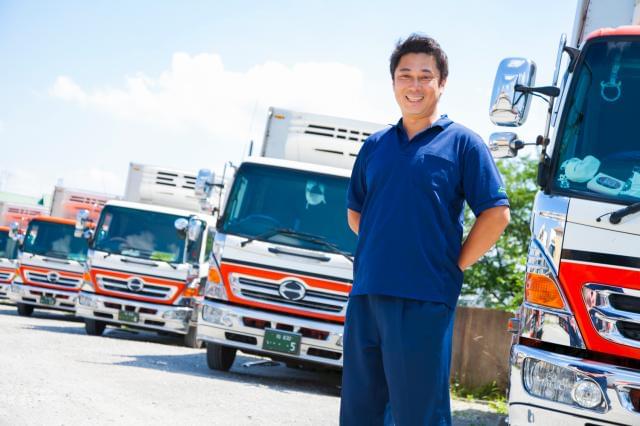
[
  {"left": 196, "top": 107, "right": 385, "bottom": 371},
  {"left": 487, "top": 0, "right": 640, "bottom": 423},
  {"left": 74, "top": 163, "right": 219, "bottom": 347},
  {"left": 0, "top": 201, "right": 48, "bottom": 229},
  {"left": 7, "top": 187, "right": 116, "bottom": 316},
  {"left": 0, "top": 226, "right": 19, "bottom": 298}
]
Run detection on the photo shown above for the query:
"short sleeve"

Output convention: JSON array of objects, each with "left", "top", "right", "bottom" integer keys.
[
  {"left": 347, "top": 143, "right": 368, "bottom": 212},
  {"left": 462, "top": 142, "right": 510, "bottom": 217}
]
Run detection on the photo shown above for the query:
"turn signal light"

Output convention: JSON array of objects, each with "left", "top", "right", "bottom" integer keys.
[
  {"left": 525, "top": 273, "right": 564, "bottom": 309},
  {"left": 208, "top": 267, "right": 222, "bottom": 284},
  {"left": 83, "top": 271, "right": 92, "bottom": 283}
]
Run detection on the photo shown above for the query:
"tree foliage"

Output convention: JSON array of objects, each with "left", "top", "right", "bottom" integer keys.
[{"left": 461, "top": 157, "right": 538, "bottom": 311}]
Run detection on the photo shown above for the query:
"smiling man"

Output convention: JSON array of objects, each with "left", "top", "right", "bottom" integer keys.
[{"left": 340, "top": 34, "right": 511, "bottom": 425}]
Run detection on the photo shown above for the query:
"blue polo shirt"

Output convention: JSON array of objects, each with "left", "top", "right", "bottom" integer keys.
[{"left": 347, "top": 115, "right": 509, "bottom": 308}]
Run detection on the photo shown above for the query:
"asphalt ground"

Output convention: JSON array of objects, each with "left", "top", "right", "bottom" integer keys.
[{"left": 0, "top": 301, "right": 506, "bottom": 425}]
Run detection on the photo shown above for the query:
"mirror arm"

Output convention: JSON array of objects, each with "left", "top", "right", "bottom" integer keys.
[
  {"left": 515, "top": 84, "right": 560, "bottom": 98},
  {"left": 564, "top": 46, "right": 580, "bottom": 73}
]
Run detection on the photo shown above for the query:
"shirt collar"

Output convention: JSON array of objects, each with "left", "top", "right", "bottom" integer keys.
[{"left": 395, "top": 114, "right": 453, "bottom": 142}]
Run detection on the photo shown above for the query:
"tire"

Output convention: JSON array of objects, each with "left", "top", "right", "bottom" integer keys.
[
  {"left": 206, "top": 343, "right": 237, "bottom": 371},
  {"left": 85, "top": 319, "right": 107, "bottom": 336},
  {"left": 184, "top": 325, "right": 204, "bottom": 348},
  {"left": 16, "top": 303, "right": 34, "bottom": 317}
]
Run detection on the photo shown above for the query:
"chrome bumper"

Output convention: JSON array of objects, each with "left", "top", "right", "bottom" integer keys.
[
  {"left": 509, "top": 344, "right": 640, "bottom": 425},
  {"left": 197, "top": 299, "right": 344, "bottom": 367},
  {"left": 8, "top": 283, "right": 78, "bottom": 312},
  {"left": 75, "top": 291, "right": 192, "bottom": 335}
]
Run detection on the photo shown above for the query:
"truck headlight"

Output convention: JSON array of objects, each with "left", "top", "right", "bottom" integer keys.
[
  {"left": 162, "top": 308, "right": 191, "bottom": 321},
  {"left": 78, "top": 294, "right": 98, "bottom": 308},
  {"left": 523, "top": 358, "right": 604, "bottom": 410},
  {"left": 202, "top": 304, "right": 235, "bottom": 327}
]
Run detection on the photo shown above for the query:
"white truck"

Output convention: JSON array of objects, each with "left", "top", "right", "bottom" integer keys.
[
  {"left": 8, "top": 188, "right": 115, "bottom": 316},
  {"left": 75, "top": 163, "right": 220, "bottom": 347},
  {"left": 196, "top": 107, "right": 385, "bottom": 371},
  {"left": 0, "top": 201, "right": 48, "bottom": 229},
  {"left": 488, "top": 0, "right": 640, "bottom": 423}
]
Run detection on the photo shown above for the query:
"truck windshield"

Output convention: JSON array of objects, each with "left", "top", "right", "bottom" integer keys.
[
  {"left": 23, "top": 221, "right": 88, "bottom": 262},
  {"left": 0, "top": 230, "right": 18, "bottom": 260},
  {"left": 553, "top": 38, "right": 640, "bottom": 204},
  {"left": 221, "top": 163, "right": 357, "bottom": 255},
  {"left": 93, "top": 205, "right": 189, "bottom": 263}
]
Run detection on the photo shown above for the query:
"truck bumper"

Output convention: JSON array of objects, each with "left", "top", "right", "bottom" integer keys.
[
  {"left": 509, "top": 344, "right": 640, "bottom": 425},
  {"left": 8, "top": 283, "right": 77, "bottom": 312},
  {"left": 75, "top": 291, "right": 192, "bottom": 335},
  {"left": 197, "top": 299, "right": 344, "bottom": 368}
]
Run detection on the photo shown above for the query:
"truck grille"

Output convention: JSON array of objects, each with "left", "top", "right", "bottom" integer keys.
[
  {"left": 232, "top": 274, "right": 348, "bottom": 314},
  {"left": 96, "top": 275, "right": 175, "bottom": 300},
  {"left": 0, "top": 271, "right": 13, "bottom": 282},
  {"left": 25, "top": 271, "right": 81, "bottom": 288},
  {"left": 583, "top": 283, "right": 640, "bottom": 348}
]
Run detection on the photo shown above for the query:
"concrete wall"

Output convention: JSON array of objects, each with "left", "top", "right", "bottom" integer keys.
[{"left": 450, "top": 307, "right": 513, "bottom": 391}]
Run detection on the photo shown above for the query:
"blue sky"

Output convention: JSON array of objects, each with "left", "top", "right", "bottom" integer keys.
[{"left": 0, "top": 0, "right": 577, "bottom": 197}]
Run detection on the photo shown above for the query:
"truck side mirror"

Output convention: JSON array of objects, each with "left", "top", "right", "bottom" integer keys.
[
  {"left": 174, "top": 218, "right": 189, "bottom": 234},
  {"left": 187, "top": 218, "right": 203, "bottom": 242},
  {"left": 74, "top": 209, "right": 91, "bottom": 238},
  {"left": 195, "top": 169, "right": 215, "bottom": 197},
  {"left": 488, "top": 132, "right": 522, "bottom": 159},
  {"left": 8, "top": 222, "right": 22, "bottom": 244},
  {"left": 489, "top": 58, "right": 536, "bottom": 127}
]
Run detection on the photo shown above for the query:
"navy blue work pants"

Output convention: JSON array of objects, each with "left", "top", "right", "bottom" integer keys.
[{"left": 340, "top": 294, "right": 455, "bottom": 426}]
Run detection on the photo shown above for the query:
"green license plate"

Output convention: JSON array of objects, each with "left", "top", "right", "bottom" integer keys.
[
  {"left": 40, "top": 296, "right": 56, "bottom": 306},
  {"left": 118, "top": 310, "right": 139, "bottom": 323},
  {"left": 262, "top": 328, "right": 301, "bottom": 355}
]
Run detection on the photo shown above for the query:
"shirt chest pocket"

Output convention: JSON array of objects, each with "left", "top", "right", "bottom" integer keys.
[{"left": 410, "top": 153, "right": 456, "bottom": 194}]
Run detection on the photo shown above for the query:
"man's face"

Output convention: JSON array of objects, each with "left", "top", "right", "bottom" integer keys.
[{"left": 393, "top": 53, "right": 446, "bottom": 119}]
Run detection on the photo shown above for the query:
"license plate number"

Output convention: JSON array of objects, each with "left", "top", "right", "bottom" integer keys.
[
  {"left": 40, "top": 296, "right": 56, "bottom": 306},
  {"left": 118, "top": 310, "right": 139, "bottom": 323},
  {"left": 262, "top": 328, "right": 301, "bottom": 355}
]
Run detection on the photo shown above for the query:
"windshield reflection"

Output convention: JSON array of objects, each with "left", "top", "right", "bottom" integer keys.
[
  {"left": 0, "top": 231, "right": 18, "bottom": 260},
  {"left": 94, "top": 206, "right": 188, "bottom": 263},
  {"left": 221, "top": 163, "right": 356, "bottom": 255},
  {"left": 23, "top": 221, "right": 88, "bottom": 262},
  {"left": 554, "top": 38, "right": 640, "bottom": 204}
]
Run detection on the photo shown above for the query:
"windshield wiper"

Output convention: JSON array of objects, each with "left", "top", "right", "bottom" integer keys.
[
  {"left": 240, "top": 227, "right": 354, "bottom": 263},
  {"left": 609, "top": 202, "right": 640, "bottom": 224}
]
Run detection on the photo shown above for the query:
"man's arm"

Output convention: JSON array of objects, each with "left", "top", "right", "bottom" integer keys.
[
  {"left": 347, "top": 209, "right": 361, "bottom": 235},
  {"left": 458, "top": 205, "right": 510, "bottom": 271}
]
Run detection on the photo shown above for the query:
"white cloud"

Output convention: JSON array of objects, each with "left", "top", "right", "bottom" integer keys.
[{"left": 49, "top": 52, "right": 389, "bottom": 145}]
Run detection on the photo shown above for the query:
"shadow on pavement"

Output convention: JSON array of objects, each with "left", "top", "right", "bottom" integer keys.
[
  {"left": 452, "top": 408, "right": 507, "bottom": 426},
  {"left": 93, "top": 350, "right": 342, "bottom": 397},
  {"left": 0, "top": 305, "right": 82, "bottom": 323}
]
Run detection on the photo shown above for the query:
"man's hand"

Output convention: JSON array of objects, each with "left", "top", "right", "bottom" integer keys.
[
  {"left": 347, "top": 209, "right": 361, "bottom": 235},
  {"left": 458, "top": 205, "right": 510, "bottom": 271}
]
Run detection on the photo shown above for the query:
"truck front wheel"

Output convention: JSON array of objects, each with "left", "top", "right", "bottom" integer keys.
[
  {"left": 206, "top": 343, "right": 236, "bottom": 371},
  {"left": 184, "top": 325, "right": 204, "bottom": 348},
  {"left": 85, "top": 319, "right": 106, "bottom": 336},
  {"left": 17, "top": 303, "right": 34, "bottom": 317}
]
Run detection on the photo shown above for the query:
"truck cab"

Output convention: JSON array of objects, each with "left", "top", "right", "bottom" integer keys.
[
  {"left": 488, "top": 1, "right": 640, "bottom": 423},
  {"left": 0, "top": 226, "right": 19, "bottom": 298},
  {"left": 197, "top": 107, "right": 385, "bottom": 371},
  {"left": 8, "top": 216, "right": 89, "bottom": 316},
  {"left": 75, "top": 163, "right": 219, "bottom": 347}
]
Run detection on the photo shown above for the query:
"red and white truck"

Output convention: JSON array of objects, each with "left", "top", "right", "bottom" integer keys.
[
  {"left": 8, "top": 188, "right": 115, "bottom": 316},
  {"left": 74, "top": 163, "right": 219, "bottom": 347},
  {"left": 0, "top": 226, "right": 19, "bottom": 298},
  {"left": 0, "top": 201, "right": 48, "bottom": 230},
  {"left": 488, "top": 0, "right": 640, "bottom": 423},
  {"left": 196, "top": 107, "right": 385, "bottom": 370}
]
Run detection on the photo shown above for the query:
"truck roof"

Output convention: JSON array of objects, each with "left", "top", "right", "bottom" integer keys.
[
  {"left": 104, "top": 200, "right": 216, "bottom": 224},
  {"left": 30, "top": 216, "right": 76, "bottom": 226},
  {"left": 242, "top": 156, "right": 353, "bottom": 178},
  {"left": 586, "top": 25, "right": 640, "bottom": 41},
  {"left": 0, "top": 226, "right": 9, "bottom": 232}
]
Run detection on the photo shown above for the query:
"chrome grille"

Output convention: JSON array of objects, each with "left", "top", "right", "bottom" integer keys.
[
  {"left": 583, "top": 283, "right": 640, "bottom": 348},
  {"left": 0, "top": 271, "right": 13, "bottom": 282},
  {"left": 232, "top": 274, "right": 348, "bottom": 314},
  {"left": 25, "top": 271, "right": 81, "bottom": 288},
  {"left": 96, "top": 275, "right": 175, "bottom": 300}
]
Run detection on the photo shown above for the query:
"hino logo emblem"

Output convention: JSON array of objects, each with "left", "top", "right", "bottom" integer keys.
[
  {"left": 47, "top": 272, "right": 60, "bottom": 283},
  {"left": 127, "top": 277, "right": 145, "bottom": 292},
  {"left": 278, "top": 279, "right": 306, "bottom": 301}
]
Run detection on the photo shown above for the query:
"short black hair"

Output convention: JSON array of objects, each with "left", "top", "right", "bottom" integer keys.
[{"left": 389, "top": 34, "right": 448, "bottom": 83}]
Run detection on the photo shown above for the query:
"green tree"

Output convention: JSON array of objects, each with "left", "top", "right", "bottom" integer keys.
[{"left": 461, "top": 157, "right": 538, "bottom": 311}]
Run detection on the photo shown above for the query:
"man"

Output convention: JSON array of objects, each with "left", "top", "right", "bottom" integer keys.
[{"left": 340, "top": 34, "right": 510, "bottom": 426}]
